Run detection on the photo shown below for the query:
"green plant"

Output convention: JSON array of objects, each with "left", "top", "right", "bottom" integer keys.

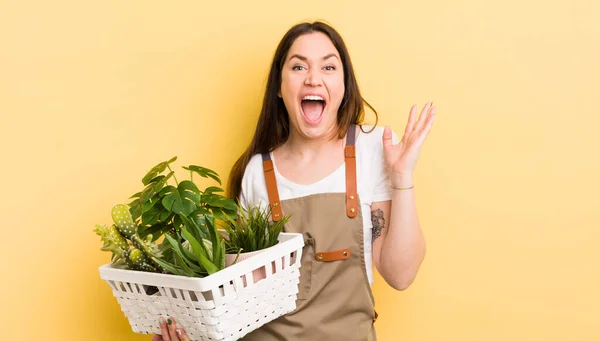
[
  {"left": 128, "top": 156, "right": 237, "bottom": 241},
  {"left": 94, "top": 156, "right": 238, "bottom": 277},
  {"left": 222, "top": 203, "right": 291, "bottom": 254},
  {"left": 155, "top": 214, "right": 226, "bottom": 277}
]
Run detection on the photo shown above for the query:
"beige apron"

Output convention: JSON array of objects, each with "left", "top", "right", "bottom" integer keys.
[{"left": 241, "top": 125, "right": 378, "bottom": 341}]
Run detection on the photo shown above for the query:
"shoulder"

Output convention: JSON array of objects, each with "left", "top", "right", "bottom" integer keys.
[
  {"left": 240, "top": 153, "right": 269, "bottom": 208},
  {"left": 241, "top": 153, "right": 267, "bottom": 186},
  {"left": 246, "top": 153, "right": 265, "bottom": 174}
]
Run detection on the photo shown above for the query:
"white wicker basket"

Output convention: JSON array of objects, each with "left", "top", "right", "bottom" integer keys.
[{"left": 99, "top": 232, "right": 304, "bottom": 341}]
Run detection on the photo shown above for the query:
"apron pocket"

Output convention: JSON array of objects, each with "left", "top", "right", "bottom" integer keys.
[{"left": 297, "top": 237, "right": 315, "bottom": 300}]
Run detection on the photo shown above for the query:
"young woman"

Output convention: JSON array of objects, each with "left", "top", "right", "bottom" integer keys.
[{"left": 154, "top": 20, "right": 436, "bottom": 341}]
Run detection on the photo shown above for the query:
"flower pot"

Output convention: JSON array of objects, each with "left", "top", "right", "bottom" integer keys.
[{"left": 225, "top": 243, "right": 280, "bottom": 286}]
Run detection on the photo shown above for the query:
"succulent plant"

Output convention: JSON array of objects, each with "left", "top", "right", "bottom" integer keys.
[
  {"left": 152, "top": 214, "right": 226, "bottom": 277},
  {"left": 222, "top": 203, "right": 291, "bottom": 254}
]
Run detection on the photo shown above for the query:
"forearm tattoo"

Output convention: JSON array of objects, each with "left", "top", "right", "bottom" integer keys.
[{"left": 371, "top": 209, "right": 385, "bottom": 242}]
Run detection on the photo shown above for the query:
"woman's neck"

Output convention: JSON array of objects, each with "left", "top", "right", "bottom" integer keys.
[
  {"left": 273, "top": 127, "right": 347, "bottom": 185},
  {"left": 281, "top": 128, "right": 344, "bottom": 161}
]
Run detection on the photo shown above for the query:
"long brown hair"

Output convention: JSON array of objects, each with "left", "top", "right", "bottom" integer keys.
[{"left": 227, "top": 21, "right": 378, "bottom": 200}]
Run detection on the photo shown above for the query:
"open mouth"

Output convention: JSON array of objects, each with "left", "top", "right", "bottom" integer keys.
[{"left": 300, "top": 95, "right": 326, "bottom": 124}]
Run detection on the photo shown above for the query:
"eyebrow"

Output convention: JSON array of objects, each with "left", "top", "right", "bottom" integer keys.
[{"left": 288, "top": 53, "right": 339, "bottom": 62}]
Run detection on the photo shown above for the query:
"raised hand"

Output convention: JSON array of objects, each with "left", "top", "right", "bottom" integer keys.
[{"left": 382, "top": 102, "right": 437, "bottom": 186}]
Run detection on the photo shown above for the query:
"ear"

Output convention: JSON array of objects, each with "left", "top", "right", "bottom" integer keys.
[{"left": 277, "top": 90, "right": 282, "bottom": 98}]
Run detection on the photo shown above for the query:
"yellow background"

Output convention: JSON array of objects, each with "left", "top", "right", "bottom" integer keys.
[{"left": 1, "top": 0, "right": 599, "bottom": 340}]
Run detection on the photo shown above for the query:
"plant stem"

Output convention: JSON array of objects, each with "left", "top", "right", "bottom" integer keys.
[{"left": 168, "top": 165, "right": 179, "bottom": 185}]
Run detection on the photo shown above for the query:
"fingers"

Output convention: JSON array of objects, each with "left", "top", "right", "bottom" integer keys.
[
  {"left": 414, "top": 102, "right": 434, "bottom": 133},
  {"left": 382, "top": 126, "right": 394, "bottom": 149},
  {"left": 167, "top": 317, "right": 182, "bottom": 341},
  {"left": 156, "top": 317, "right": 189, "bottom": 341},
  {"left": 158, "top": 317, "right": 171, "bottom": 341},
  {"left": 384, "top": 102, "right": 436, "bottom": 150},
  {"left": 417, "top": 106, "right": 436, "bottom": 143},
  {"left": 404, "top": 104, "right": 417, "bottom": 137}
]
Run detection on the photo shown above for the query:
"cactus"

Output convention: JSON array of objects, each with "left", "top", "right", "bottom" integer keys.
[
  {"left": 109, "top": 203, "right": 167, "bottom": 273},
  {"left": 93, "top": 224, "right": 127, "bottom": 266},
  {"left": 109, "top": 224, "right": 129, "bottom": 250},
  {"left": 124, "top": 248, "right": 158, "bottom": 272},
  {"left": 111, "top": 204, "right": 136, "bottom": 239}
]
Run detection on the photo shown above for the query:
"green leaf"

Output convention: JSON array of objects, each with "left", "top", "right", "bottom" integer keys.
[
  {"left": 147, "top": 175, "right": 166, "bottom": 185},
  {"left": 168, "top": 242, "right": 198, "bottom": 277},
  {"left": 197, "top": 251, "right": 219, "bottom": 275},
  {"left": 189, "top": 210, "right": 210, "bottom": 239},
  {"left": 140, "top": 172, "right": 173, "bottom": 203},
  {"left": 191, "top": 207, "right": 210, "bottom": 216},
  {"left": 221, "top": 203, "right": 289, "bottom": 253},
  {"left": 217, "top": 240, "right": 226, "bottom": 269},
  {"left": 202, "top": 194, "right": 237, "bottom": 210},
  {"left": 203, "top": 186, "right": 224, "bottom": 194},
  {"left": 158, "top": 185, "right": 177, "bottom": 201},
  {"left": 179, "top": 215, "right": 210, "bottom": 255},
  {"left": 141, "top": 195, "right": 162, "bottom": 214},
  {"left": 180, "top": 240, "right": 200, "bottom": 264},
  {"left": 184, "top": 165, "right": 221, "bottom": 185},
  {"left": 142, "top": 156, "right": 177, "bottom": 185},
  {"left": 212, "top": 207, "right": 238, "bottom": 221},
  {"left": 128, "top": 198, "right": 142, "bottom": 221},
  {"left": 179, "top": 215, "right": 220, "bottom": 274},
  {"left": 163, "top": 234, "right": 188, "bottom": 259},
  {"left": 173, "top": 214, "right": 183, "bottom": 231},
  {"left": 175, "top": 252, "right": 203, "bottom": 277},
  {"left": 205, "top": 217, "right": 223, "bottom": 269},
  {"left": 162, "top": 181, "right": 201, "bottom": 215},
  {"left": 159, "top": 209, "right": 172, "bottom": 222},
  {"left": 138, "top": 221, "right": 167, "bottom": 235},
  {"left": 181, "top": 228, "right": 210, "bottom": 261},
  {"left": 165, "top": 234, "right": 209, "bottom": 277},
  {"left": 141, "top": 205, "right": 163, "bottom": 226},
  {"left": 150, "top": 256, "right": 185, "bottom": 276}
]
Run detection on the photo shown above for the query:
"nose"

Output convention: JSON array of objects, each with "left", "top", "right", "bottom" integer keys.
[{"left": 304, "top": 69, "right": 323, "bottom": 87}]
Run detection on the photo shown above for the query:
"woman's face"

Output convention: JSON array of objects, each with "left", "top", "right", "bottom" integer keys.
[{"left": 280, "top": 32, "right": 345, "bottom": 141}]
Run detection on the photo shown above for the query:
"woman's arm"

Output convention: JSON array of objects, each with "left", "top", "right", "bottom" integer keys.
[
  {"left": 371, "top": 176, "right": 425, "bottom": 290},
  {"left": 372, "top": 102, "right": 436, "bottom": 290}
]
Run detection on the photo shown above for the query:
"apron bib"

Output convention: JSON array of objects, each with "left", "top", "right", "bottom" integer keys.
[{"left": 241, "top": 125, "right": 378, "bottom": 341}]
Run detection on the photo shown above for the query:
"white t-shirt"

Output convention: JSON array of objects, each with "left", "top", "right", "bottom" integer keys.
[{"left": 240, "top": 125, "right": 398, "bottom": 285}]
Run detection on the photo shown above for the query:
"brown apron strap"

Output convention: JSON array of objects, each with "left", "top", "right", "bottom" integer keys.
[
  {"left": 261, "top": 153, "right": 283, "bottom": 222},
  {"left": 345, "top": 124, "right": 358, "bottom": 218},
  {"left": 261, "top": 124, "right": 358, "bottom": 221}
]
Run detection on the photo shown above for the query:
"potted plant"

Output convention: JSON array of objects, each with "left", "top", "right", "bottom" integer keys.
[
  {"left": 221, "top": 203, "right": 291, "bottom": 283},
  {"left": 93, "top": 156, "right": 238, "bottom": 277}
]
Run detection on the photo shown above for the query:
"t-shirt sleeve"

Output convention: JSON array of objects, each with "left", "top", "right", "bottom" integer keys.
[
  {"left": 371, "top": 129, "right": 400, "bottom": 203},
  {"left": 239, "top": 161, "right": 254, "bottom": 211},
  {"left": 239, "top": 153, "right": 268, "bottom": 211}
]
